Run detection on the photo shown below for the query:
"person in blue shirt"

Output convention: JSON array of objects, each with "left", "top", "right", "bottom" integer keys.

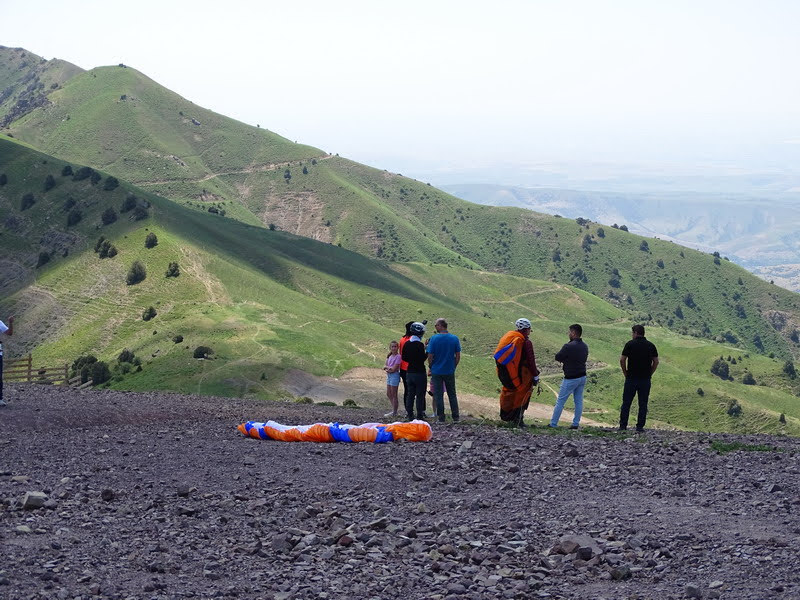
[{"left": 426, "top": 318, "right": 461, "bottom": 423}]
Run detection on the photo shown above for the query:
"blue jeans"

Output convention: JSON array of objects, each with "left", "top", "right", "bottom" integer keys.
[
  {"left": 550, "top": 376, "right": 586, "bottom": 427},
  {"left": 431, "top": 373, "right": 459, "bottom": 422}
]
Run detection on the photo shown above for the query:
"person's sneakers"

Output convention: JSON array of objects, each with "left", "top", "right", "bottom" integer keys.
[
  {"left": 384, "top": 411, "right": 397, "bottom": 418},
  {"left": 0, "top": 400, "right": 6, "bottom": 407},
  {"left": 569, "top": 424, "right": 579, "bottom": 430},
  {"left": 635, "top": 427, "right": 645, "bottom": 433}
]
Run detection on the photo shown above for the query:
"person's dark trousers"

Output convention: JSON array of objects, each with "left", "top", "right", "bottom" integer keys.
[
  {"left": 405, "top": 372, "right": 427, "bottom": 420},
  {"left": 0, "top": 353, "right": 3, "bottom": 402},
  {"left": 432, "top": 373, "right": 459, "bottom": 422},
  {"left": 400, "top": 369, "right": 409, "bottom": 411},
  {"left": 620, "top": 377, "right": 651, "bottom": 430}
]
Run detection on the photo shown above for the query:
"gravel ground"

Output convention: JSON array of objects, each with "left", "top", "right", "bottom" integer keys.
[{"left": 1, "top": 383, "right": 799, "bottom": 600}]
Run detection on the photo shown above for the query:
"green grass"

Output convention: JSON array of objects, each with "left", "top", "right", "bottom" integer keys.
[{"left": 709, "top": 440, "right": 781, "bottom": 454}]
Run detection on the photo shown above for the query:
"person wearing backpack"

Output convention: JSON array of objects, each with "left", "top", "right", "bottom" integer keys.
[{"left": 494, "top": 318, "right": 540, "bottom": 427}]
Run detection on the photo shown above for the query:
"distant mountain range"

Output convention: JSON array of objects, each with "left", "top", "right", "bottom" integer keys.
[
  {"left": 2, "top": 45, "right": 800, "bottom": 434},
  {"left": 442, "top": 183, "right": 800, "bottom": 292}
]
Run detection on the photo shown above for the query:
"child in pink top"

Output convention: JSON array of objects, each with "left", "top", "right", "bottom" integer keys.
[{"left": 384, "top": 341, "right": 401, "bottom": 417}]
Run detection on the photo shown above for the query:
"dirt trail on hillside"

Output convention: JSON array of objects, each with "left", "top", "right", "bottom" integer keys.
[
  {"left": 134, "top": 155, "right": 332, "bottom": 187},
  {"left": 283, "top": 367, "right": 602, "bottom": 425}
]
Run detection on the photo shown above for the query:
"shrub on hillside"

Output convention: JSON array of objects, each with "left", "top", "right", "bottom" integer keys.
[
  {"left": 683, "top": 293, "right": 696, "bottom": 308},
  {"left": 21, "top": 192, "right": 36, "bottom": 210},
  {"left": 619, "top": 225, "right": 628, "bottom": 231},
  {"left": 0, "top": 173, "right": 7, "bottom": 186},
  {"left": 44, "top": 174, "right": 56, "bottom": 192},
  {"left": 117, "top": 349, "right": 136, "bottom": 363},
  {"left": 103, "top": 176, "right": 119, "bottom": 191},
  {"left": 697, "top": 388, "right": 704, "bottom": 396},
  {"left": 90, "top": 171, "right": 102, "bottom": 186},
  {"left": 193, "top": 346, "right": 213, "bottom": 359},
  {"left": 783, "top": 360, "right": 796, "bottom": 379},
  {"left": 144, "top": 232, "right": 158, "bottom": 248},
  {"left": 101, "top": 207, "right": 118, "bottom": 225},
  {"left": 342, "top": 399, "right": 359, "bottom": 408},
  {"left": 126, "top": 260, "right": 146, "bottom": 285},
  {"left": 132, "top": 206, "right": 149, "bottom": 221},
  {"left": 66, "top": 209, "right": 82, "bottom": 227},
  {"left": 710, "top": 358, "right": 730, "bottom": 380},
  {"left": 95, "top": 238, "right": 117, "bottom": 258},
  {"left": 727, "top": 399, "right": 742, "bottom": 417},
  {"left": 89, "top": 361, "right": 111, "bottom": 385},
  {"left": 71, "top": 354, "right": 97, "bottom": 378},
  {"left": 142, "top": 306, "right": 157, "bottom": 321},
  {"left": 36, "top": 251, "right": 51, "bottom": 268},
  {"left": 165, "top": 262, "right": 180, "bottom": 277},
  {"left": 596, "top": 227, "right": 605, "bottom": 238},
  {"left": 63, "top": 197, "right": 76, "bottom": 211},
  {"left": 73, "top": 166, "right": 94, "bottom": 181},
  {"left": 780, "top": 413, "right": 787, "bottom": 424},
  {"left": 121, "top": 194, "right": 138, "bottom": 213},
  {"left": 173, "top": 335, "right": 183, "bottom": 344},
  {"left": 742, "top": 372, "right": 756, "bottom": 385},
  {"left": 62, "top": 165, "right": 73, "bottom": 177},
  {"left": 639, "top": 240, "right": 649, "bottom": 252}
]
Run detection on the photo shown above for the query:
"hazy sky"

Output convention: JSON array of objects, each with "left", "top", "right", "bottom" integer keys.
[{"left": 4, "top": 0, "right": 800, "bottom": 182}]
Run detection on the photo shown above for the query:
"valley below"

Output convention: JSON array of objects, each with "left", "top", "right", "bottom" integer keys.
[{"left": 1, "top": 384, "right": 798, "bottom": 599}]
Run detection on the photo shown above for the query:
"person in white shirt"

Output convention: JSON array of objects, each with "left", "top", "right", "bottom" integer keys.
[{"left": 0, "top": 316, "right": 14, "bottom": 407}]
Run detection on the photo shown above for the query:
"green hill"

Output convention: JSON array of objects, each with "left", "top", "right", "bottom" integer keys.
[
  {"left": 2, "top": 51, "right": 798, "bottom": 361},
  {"left": 0, "top": 46, "right": 83, "bottom": 127},
  {"left": 2, "top": 136, "right": 800, "bottom": 436}
]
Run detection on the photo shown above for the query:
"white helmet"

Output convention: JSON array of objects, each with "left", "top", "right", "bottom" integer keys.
[
  {"left": 410, "top": 321, "right": 426, "bottom": 334},
  {"left": 515, "top": 318, "right": 532, "bottom": 331}
]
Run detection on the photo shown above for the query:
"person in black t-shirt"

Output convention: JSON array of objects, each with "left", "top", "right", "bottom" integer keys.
[
  {"left": 619, "top": 324, "right": 659, "bottom": 431},
  {"left": 401, "top": 321, "right": 428, "bottom": 421}
]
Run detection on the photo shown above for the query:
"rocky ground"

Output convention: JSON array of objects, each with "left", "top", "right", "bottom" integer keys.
[{"left": 1, "top": 384, "right": 799, "bottom": 600}]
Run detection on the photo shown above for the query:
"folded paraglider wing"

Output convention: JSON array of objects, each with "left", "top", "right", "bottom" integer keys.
[{"left": 237, "top": 420, "right": 432, "bottom": 443}]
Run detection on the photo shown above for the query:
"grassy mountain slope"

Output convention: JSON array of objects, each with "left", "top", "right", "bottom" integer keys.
[
  {"left": 0, "top": 46, "right": 83, "bottom": 126},
  {"left": 2, "top": 137, "right": 800, "bottom": 436},
  {"left": 2, "top": 50, "right": 800, "bottom": 361},
  {"left": 441, "top": 182, "right": 800, "bottom": 292}
]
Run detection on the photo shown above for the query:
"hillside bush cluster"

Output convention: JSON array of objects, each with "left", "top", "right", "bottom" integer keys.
[
  {"left": 142, "top": 306, "right": 157, "bottom": 321},
  {"left": 193, "top": 346, "right": 213, "bottom": 359},
  {"left": 21, "top": 192, "right": 36, "bottom": 210},
  {"left": 71, "top": 355, "right": 111, "bottom": 385},
  {"left": 165, "top": 262, "right": 180, "bottom": 277},
  {"left": 102, "top": 207, "right": 118, "bottom": 225},
  {"left": 710, "top": 357, "right": 730, "bottom": 380},
  {"left": 144, "top": 232, "right": 158, "bottom": 248},
  {"left": 94, "top": 236, "right": 118, "bottom": 259},
  {"left": 126, "top": 260, "right": 147, "bottom": 285},
  {"left": 44, "top": 174, "right": 56, "bottom": 191}
]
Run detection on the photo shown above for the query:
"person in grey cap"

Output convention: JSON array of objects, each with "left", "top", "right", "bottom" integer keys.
[{"left": 400, "top": 321, "right": 427, "bottom": 420}]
